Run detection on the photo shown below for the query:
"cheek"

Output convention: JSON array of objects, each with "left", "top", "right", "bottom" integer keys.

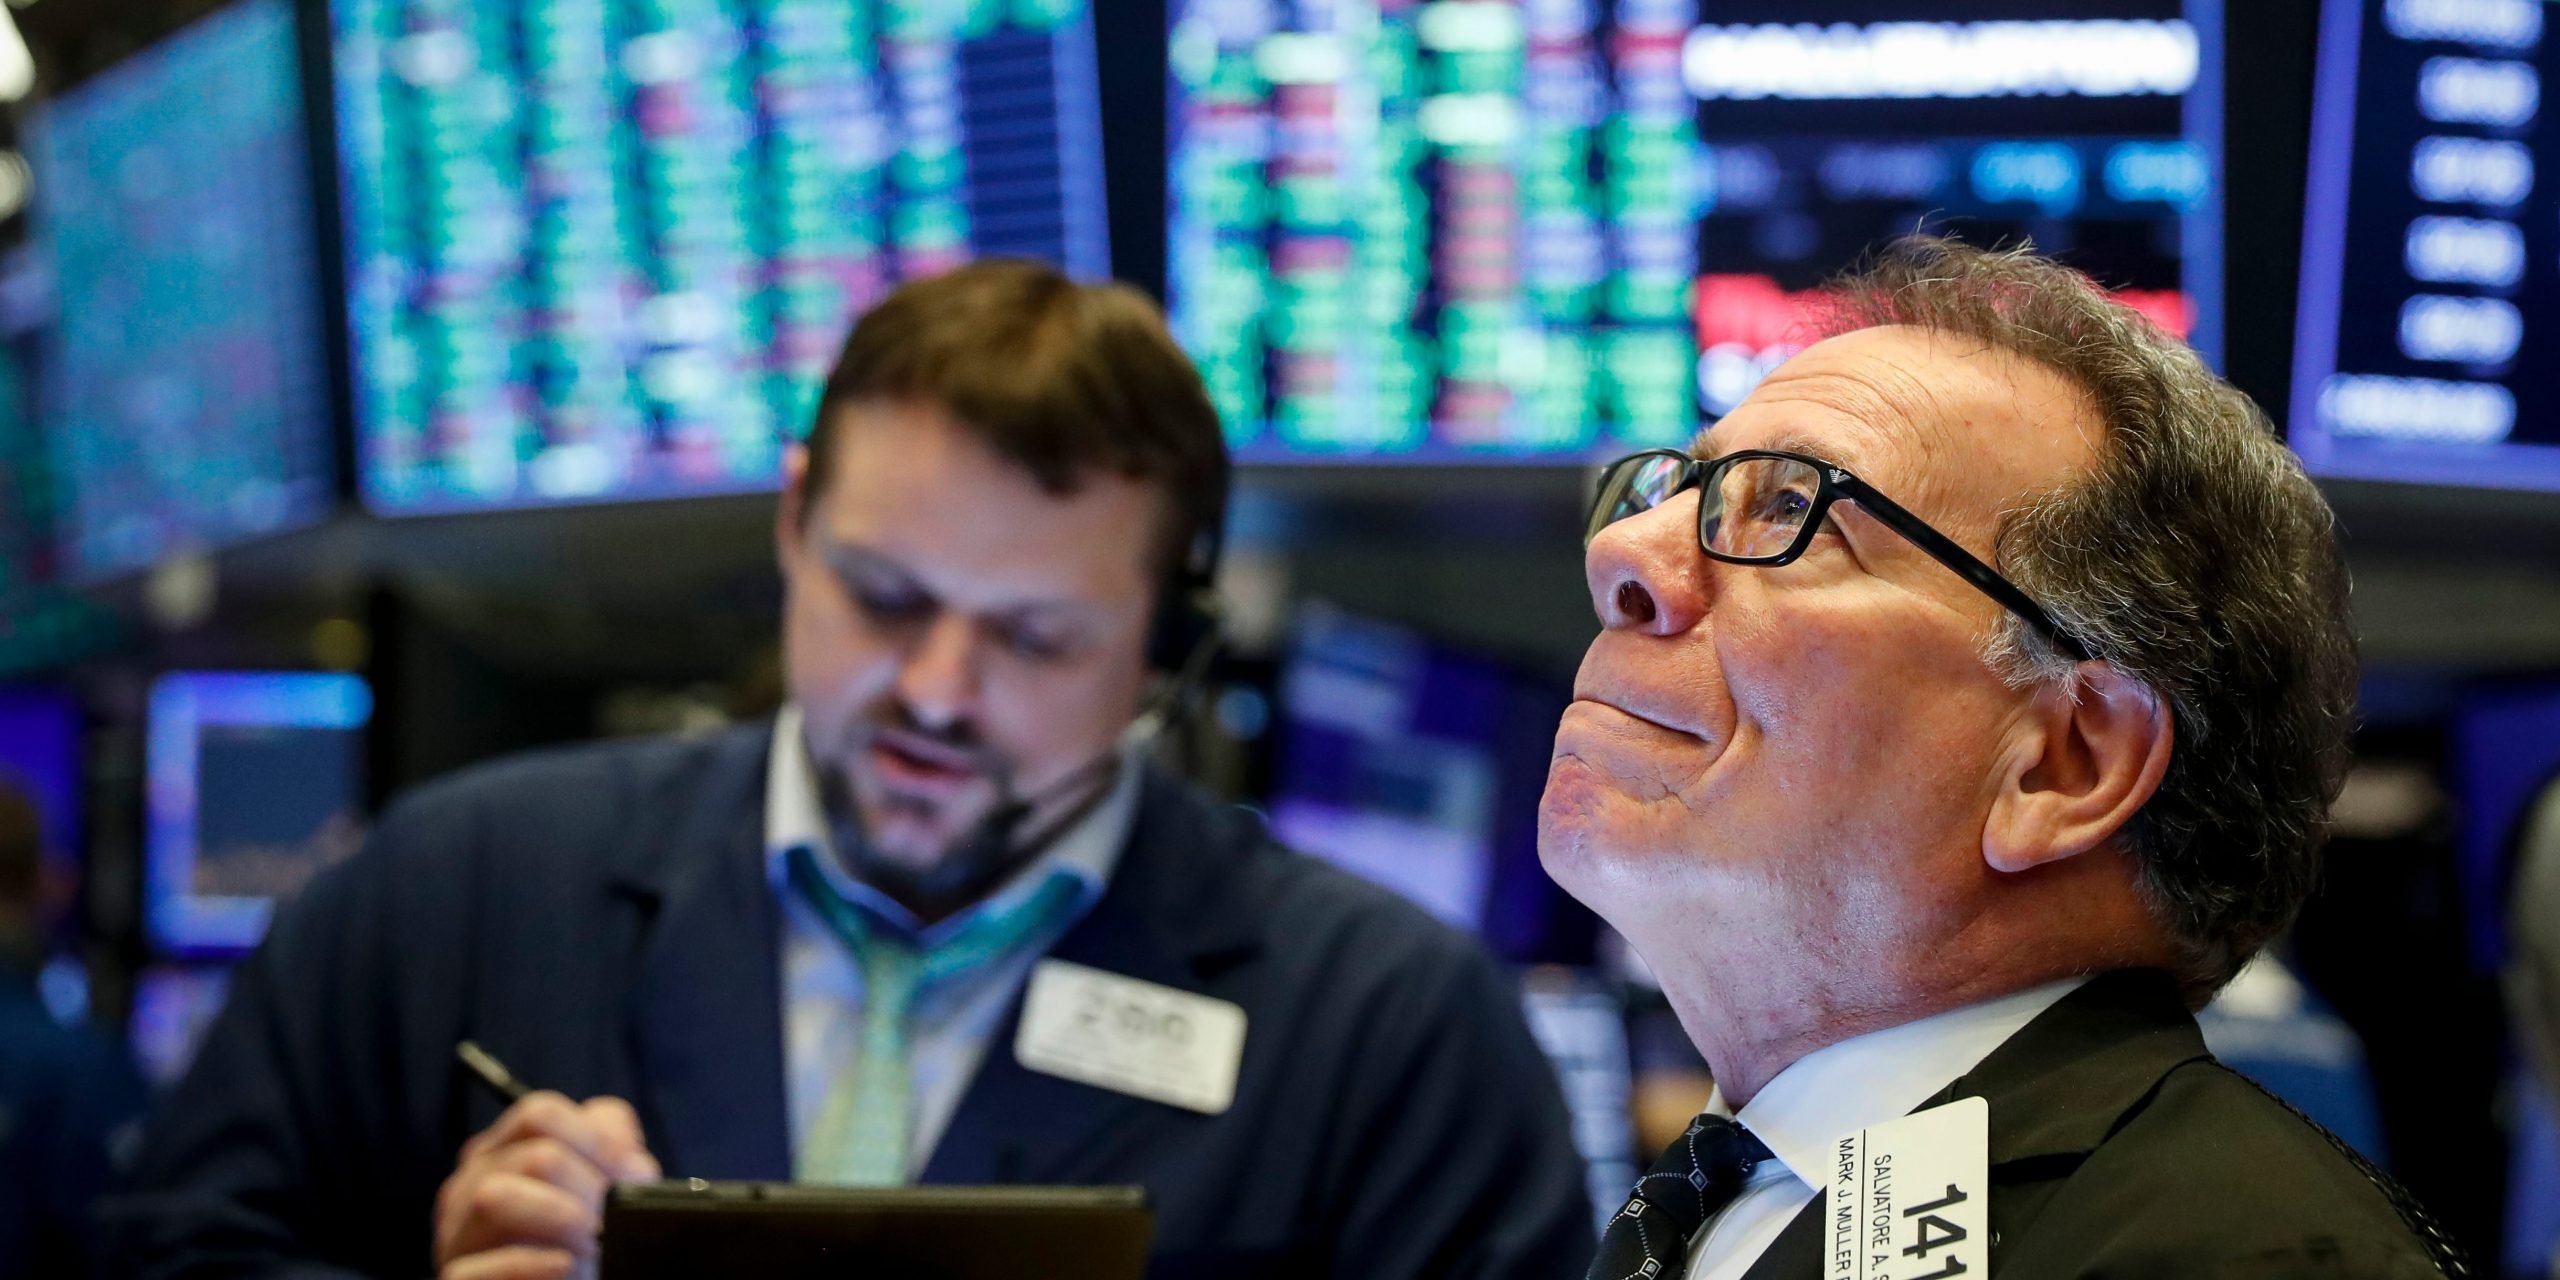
[
  {"left": 978, "top": 652, "right": 1150, "bottom": 762},
  {"left": 782, "top": 578, "right": 897, "bottom": 715},
  {"left": 1736, "top": 599, "right": 2010, "bottom": 830}
]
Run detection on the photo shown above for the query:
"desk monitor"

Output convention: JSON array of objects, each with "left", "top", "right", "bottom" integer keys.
[
  {"left": 1170, "top": 0, "right": 2223, "bottom": 459},
  {"left": 26, "top": 0, "right": 336, "bottom": 579},
  {"left": 145, "top": 672, "right": 371, "bottom": 957},
  {"left": 335, "top": 0, "right": 1113, "bottom": 512},
  {"left": 599, "top": 1182, "right": 1151, "bottom": 1280},
  {"left": 2290, "top": 0, "right": 2560, "bottom": 489},
  {"left": 1269, "top": 605, "right": 1586, "bottom": 963}
]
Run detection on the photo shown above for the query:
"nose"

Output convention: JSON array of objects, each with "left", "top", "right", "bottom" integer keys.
[
  {"left": 895, "top": 612, "right": 983, "bottom": 732},
  {"left": 1583, "top": 495, "right": 1714, "bottom": 638}
]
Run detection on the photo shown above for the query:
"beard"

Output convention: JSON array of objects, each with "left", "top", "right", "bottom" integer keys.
[{"left": 803, "top": 701, "right": 1032, "bottom": 921}]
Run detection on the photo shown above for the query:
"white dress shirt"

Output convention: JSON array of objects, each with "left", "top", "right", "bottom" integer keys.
[
  {"left": 764, "top": 705, "right": 1139, "bottom": 1179},
  {"left": 1683, "top": 978, "right": 2089, "bottom": 1279}
]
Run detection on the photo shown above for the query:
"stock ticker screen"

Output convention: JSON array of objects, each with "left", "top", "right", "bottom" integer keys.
[
  {"left": 337, "top": 0, "right": 1112, "bottom": 513},
  {"left": 2291, "top": 0, "right": 2560, "bottom": 491},
  {"left": 1169, "top": 1, "right": 2223, "bottom": 460},
  {"left": 28, "top": 0, "right": 336, "bottom": 578}
]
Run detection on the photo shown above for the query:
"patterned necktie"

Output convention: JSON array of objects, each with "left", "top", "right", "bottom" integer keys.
[
  {"left": 785, "top": 845, "right": 1086, "bottom": 1185},
  {"left": 1586, "top": 1113, "right": 1775, "bottom": 1280}
]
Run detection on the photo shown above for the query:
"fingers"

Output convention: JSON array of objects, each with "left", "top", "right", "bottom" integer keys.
[
  {"left": 438, "top": 1091, "right": 660, "bottom": 1272},
  {"left": 461, "top": 1093, "right": 655, "bottom": 1182},
  {"left": 441, "top": 1243, "right": 579, "bottom": 1280},
  {"left": 438, "top": 1169, "right": 599, "bottom": 1263},
  {"left": 486, "top": 1137, "right": 611, "bottom": 1208},
  {"left": 577, "top": 1096, "right": 662, "bottom": 1183}
]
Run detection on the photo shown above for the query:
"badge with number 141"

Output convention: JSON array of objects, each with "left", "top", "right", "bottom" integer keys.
[{"left": 1822, "top": 1096, "right": 1989, "bottom": 1280}]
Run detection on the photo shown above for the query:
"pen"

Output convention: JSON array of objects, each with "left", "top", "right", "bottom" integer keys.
[{"left": 456, "top": 1040, "right": 533, "bottom": 1105}]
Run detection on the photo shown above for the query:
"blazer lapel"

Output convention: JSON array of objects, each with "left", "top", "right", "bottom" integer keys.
[
  {"left": 1733, "top": 970, "right": 2214, "bottom": 1278},
  {"left": 923, "top": 767, "right": 1263, "bottom": 1185},
  {"left": 610, "top": 726, "right": 794, "bottom": 1181},
  {"left": 1924, "top": 969, "right": 2212, "bottom": 1171}
]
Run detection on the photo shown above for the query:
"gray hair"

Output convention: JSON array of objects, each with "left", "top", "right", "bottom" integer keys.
[{"left": 1817, "top": 236, "right": 2358, "bottom": 1003}]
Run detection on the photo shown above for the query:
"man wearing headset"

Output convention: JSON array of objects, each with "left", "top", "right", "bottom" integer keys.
[{"left": 108, "top": 262, "right": 1594, "bottom": 1280}]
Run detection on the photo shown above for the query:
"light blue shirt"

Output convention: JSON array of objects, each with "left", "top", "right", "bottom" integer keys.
[{"left": 764, "top": 705, "right": 1138, "bottom": 1180}]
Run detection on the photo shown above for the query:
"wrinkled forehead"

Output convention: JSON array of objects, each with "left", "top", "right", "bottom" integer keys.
[{"left": 1693, "top": 326, "right": 2101, "bottom": 535}]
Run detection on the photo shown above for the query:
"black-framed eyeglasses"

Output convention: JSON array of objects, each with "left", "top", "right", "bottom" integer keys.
[{"left": 1587, "top": 448, "right": 2091, "bottom": 662}]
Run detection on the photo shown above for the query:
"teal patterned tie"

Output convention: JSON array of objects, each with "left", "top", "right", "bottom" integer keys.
[{"left": 785, "top": 845, "right": 1086, "bottom": 1184}]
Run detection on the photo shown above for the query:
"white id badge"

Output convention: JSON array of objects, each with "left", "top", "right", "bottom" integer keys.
[
  {"left": 1822, "top": 1096, "right": 1992, "bottom": 1280},
  {"left": 1014, "top": 959, "right": 1247, "bottom": 1115}
]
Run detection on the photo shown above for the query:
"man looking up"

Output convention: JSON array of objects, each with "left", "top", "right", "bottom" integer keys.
[
  {"left": 1546, "top": 237, "right": 2464, "bottom": 1278},
  {"left": 110, "top": 261, "right": 1592, "bottom": 1279}
]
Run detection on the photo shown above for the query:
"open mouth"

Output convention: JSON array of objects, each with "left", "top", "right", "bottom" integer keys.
[{"left": 865, "top": 729, "right": 985, "bottom": 796}]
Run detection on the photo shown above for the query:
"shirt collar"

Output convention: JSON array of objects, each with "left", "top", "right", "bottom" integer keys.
[
  {"left": 1711, "top": 976, "right": 2089, "bottom": 1190},
  {"left": 763, "top": 705, "right": 1137, "bottom": 947}
]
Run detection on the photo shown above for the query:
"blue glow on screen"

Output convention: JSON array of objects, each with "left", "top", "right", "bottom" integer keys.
[
  {"left": 146, "top": 672, "right": 371, "bottom": 957},
  {"left": 1171, "top": 0, "right": 2228, "bottom": 462},
  {"left": 2291, "top": 0, "right": 2560, "bottom": 491},
  {"left": 336, "top": 0, "right": 1112, "bottom": 514},
  {"left": 0, "top": 687, "right": 81, "bottom": 885},
  {"left": 27, "top": 0, "right": 335, "bottom": 580}
]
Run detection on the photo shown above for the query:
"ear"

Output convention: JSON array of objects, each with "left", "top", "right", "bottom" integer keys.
[
  {"left": 775, "top": 443, "right": 812, "bottom": 574},
  {"left": 1983, "top": 663, "right": 2174, "bottom": 874}
]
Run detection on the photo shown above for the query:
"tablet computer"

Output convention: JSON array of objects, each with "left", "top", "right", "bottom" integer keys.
[{"left": 599, "top": 1181, "right": 1153, "bottom": 1280}]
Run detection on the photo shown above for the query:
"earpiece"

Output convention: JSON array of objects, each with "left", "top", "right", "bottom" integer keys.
[{"left": 1144, "top": 521, "right": 1226, "bottom": 677}]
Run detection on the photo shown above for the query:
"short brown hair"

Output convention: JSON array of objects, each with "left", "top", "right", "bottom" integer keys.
[
  {"left": 1818, "top": 236, "right": 2358, "bottom": 1002},
  {"left": 805, "top": 260, "right": 1230, "bottom": 588}
]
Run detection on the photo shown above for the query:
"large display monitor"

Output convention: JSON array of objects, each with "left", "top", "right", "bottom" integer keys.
[
  {"left": 336, "top": 0, "right": 1113, "bottom": 513},
  {"left": 0, "top": 260, "right": 54, "bottom": 619},
  {"left": 2291, "top": 0, "right": 2560, "bottom": 490},
  {"left": 26, "top": 0, "right": 337, "bottom": 579},
  {"left": 1268, "top": 605, "right": 1587, "bottom": 962},
  {"left": 1169, "top": 0, "right": 2224, "bottom": 460},
  {"left": 145, "top": 672, "right": 371, "bottom": 957}
]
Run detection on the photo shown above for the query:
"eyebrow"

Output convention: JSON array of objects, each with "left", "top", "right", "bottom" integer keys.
[
  {"left": 817, "top": 537, "right": 1107, "bottom": 626},
  {"left": 1687, "top": 426, "right": 1870, "bottom": 473}
]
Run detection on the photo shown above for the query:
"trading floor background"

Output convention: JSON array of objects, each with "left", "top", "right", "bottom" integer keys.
[{"left": 1, "top": 0, "right": 2557, "bottom": 1274}]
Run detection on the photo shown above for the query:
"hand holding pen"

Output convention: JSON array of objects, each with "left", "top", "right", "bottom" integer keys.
[{"left": 436, "top": 1042, "right": 663, "bottom": 1280}]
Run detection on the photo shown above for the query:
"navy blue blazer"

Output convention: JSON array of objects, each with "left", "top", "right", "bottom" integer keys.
[{"left": 103, "top": 726, "right": 1595, "bottom": 1279}]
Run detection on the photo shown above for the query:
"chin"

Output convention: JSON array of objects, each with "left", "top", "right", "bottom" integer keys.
[
  {"left": 1535, "top": 756, "right": 1626, "bottom": 905},
  {"left": 852, "top": 786, "right": 979, "bottom": 868}
]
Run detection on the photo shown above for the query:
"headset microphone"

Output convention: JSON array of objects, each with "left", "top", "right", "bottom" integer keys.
[
  {"left": 888, "top": 507, "right": 1231, "bottom": 913},
  {"left": 958, "top": 602, "right": 1224, "bottom": 859}
]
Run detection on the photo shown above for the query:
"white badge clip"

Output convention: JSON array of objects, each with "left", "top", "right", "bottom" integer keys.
[
  {"left": 1822, "top": 1096, "right": 1992, "bottom": 1280},
  {"left": 1015, "top": 959, "right": 1248, "bottom": 1115}
]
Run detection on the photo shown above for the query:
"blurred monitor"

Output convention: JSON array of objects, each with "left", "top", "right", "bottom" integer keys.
[
  {"left": 0, "top": 261, "right": 56, "bottom": 616},
  {"left": 335, "top": 0, "right": 1112, "bottom": 513},
  {"left": 1268, "top": 605, "right": 1587, "bottom": 962},
  {"left": 1169, "top": 0, "right": 2222, "bottom": 459},
  {"left": 2290, "top": 0, "right": 2560, "bottom": 489},
  {"left": 25, "top": 0, "right": 337, "bottom": 580},
  {"left": 1518, "top": 968, "right": 1640, "bottom": 1229},
  {"left": 146, "top": 672, "right": 371, "bottom": 958},
  {"left": 129, "top": 964, "right": 236, "bottom": 1087},
  {"left": 0, "top": 686, "right": 82, "bottom": 903}
]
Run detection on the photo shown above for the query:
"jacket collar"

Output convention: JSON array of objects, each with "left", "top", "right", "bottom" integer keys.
[
  {"left": 924, "top": 767, "right": 1272, "bottom": 1185},
  {"left": 602, "top": 727, "right": 1272, "bottom": 1181},
  {"left": 1737, "top": 968, "right": 2211, "bottom": 1280},
  {"left": 606, "top": 723, "right": 795, "bottom": 1179},
  {"left": 1926, "top": 968, "right": 2211, "bottom": 1167},
  {"left": 1044, "top": 762, "right": 1268, "bottom": 981}
]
